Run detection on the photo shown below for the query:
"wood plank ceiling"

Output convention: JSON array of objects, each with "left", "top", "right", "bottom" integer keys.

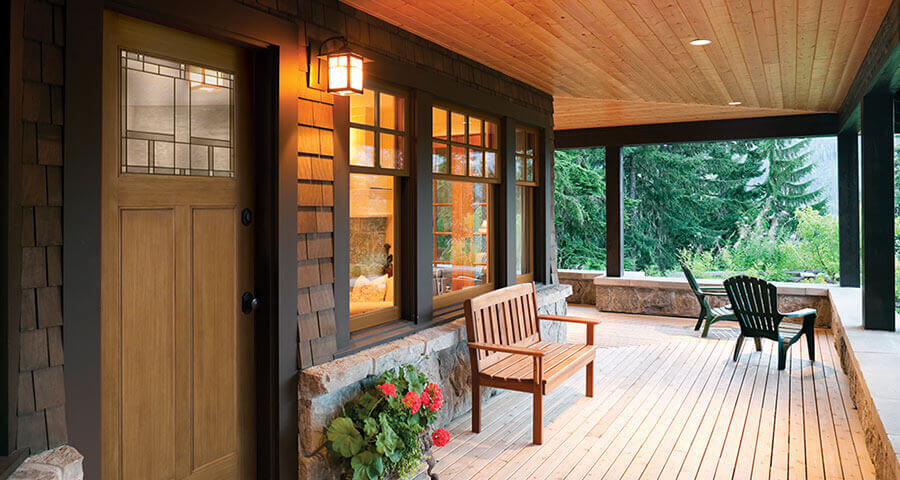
[{"left": 344, "top": 0, "right": 894, "bottom": 129}]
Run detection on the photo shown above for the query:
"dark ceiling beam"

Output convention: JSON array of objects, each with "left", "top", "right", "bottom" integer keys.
[
  {"left": 837, "top": 0, "right": 900, "bottom": 130},
  {"left": 554, "top": 113, "right": 839, "bottom": 148}
]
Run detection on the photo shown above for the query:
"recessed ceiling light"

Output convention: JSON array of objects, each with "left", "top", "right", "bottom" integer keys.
[
  {"left": 689, "top": 39, "right": 712, "bottom": 46},
  {"left": 728, "top": 101, "right": 742, "bottom": 105}
]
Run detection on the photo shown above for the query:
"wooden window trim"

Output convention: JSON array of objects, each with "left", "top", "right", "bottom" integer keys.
[
  {"left": 349, "top": 81, "right": 411, "bottom": 176},
  {"left": 432, "top": 178, "right": 495, "bottom": 306},
  {"left": 515, "top": 125, "right": 540, "bottom": 187},
  {"left": 432, "top": 100, "right": 501, "bottom": 183},
  {"left": 516, "top": 185, "right": 535, "bottom": 284}
]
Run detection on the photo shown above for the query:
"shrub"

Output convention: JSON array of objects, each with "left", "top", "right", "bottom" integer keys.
[{"left": 325, "top": 365, "right": 447, "bottom": 480}]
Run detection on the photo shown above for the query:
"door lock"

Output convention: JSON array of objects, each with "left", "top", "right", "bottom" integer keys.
[{"left": 241, "top": 292, "right": 259, "bottom": 314}]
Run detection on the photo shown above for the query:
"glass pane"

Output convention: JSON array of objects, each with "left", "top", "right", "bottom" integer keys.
[
  {"left": 379, "top": 133, "right": 404, "bottom": 169},
  {"left": 451, "top": 146, "right": 467, "bottom": 176},
  {"left": 516, "top": 186, "right": 532, "bottom": 276},
  {"left": 350, "top": 89, "right": 375, "bottom": 126},
  {"left": 468, "top": 149, "right": 483, "bottom": 177},
  {"left": 349, "top": 174, "right": 396, "bottom": 316},
  {"left": 515, "top": 127, "right": 525, "bottom": 154},
  {"left": 435, "top": 205, "right": 452, "bottom": 232},
  {"left": 485, "top": 151, "right": 497, "bottom": 178},
  {"left": 434, "top": 178, "right": 451, "bottom": 203},
  {"left": 432, "top": 107, "right": 448, "bottom": 140},
  {"left": 468, "top": 117, "right": 483, "bottom": 146},
  {"left": 432, "top": 180, "right": 490, "bottom": 297},
  {"left": 432, "top": 142, "right": 449, "bottom": 174},
  {"left": 526, "top": 131, "right": 537, "bottom": 156},
  {"left": 451, "top": 112, "right": 466, "bottom": 143},
  {"left": 350, "top": 128, "right": 375, "bottom": 167},
  {"left": 526, "top": 156, "right": 534, "bottom": 182},
  {"left": 485, "top": 121, "right": 498, "bottom": 149},
  {"left": 190, "top": 83, "right": 230, "bottom": 141},
  {"left": 379, "top": 92, "right": 404, "bottom": 130},
  {"left": 121, "top": 50, "right": 234, "bottom": 177},
  {"left": 516, "top": 155, "right": 525, "bottom": 181}
]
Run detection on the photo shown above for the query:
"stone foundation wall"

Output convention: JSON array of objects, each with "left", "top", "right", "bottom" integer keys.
[
  {"left": 594, "top": 277, "right": 832, "bottom": 328},
  {"left": 10, "top": 445, "right": 83, "bottom": 480},
  {"left": 297, "top": 284, "right": 571, "bottom": 479}
]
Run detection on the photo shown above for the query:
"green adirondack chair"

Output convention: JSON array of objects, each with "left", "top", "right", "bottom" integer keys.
[
  {"left": 679, "top": 261, "right": 736, "bottom": 337},
  {"left": 722, "top": 275, "right": 817, "bottom": 370}
]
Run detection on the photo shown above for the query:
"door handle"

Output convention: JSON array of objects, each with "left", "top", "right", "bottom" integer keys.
[{"left": 241, "top": 292, "right": 259, "bottom": 314}]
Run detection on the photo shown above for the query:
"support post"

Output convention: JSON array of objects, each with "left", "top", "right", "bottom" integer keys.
[
  {"left": 860, "top": 85, "right": 895, "bottom": 331},
  {"left": 496, "top": 117, "right": 517, "bottom": 287},
  {"left": 606, "top": 145, "right": 624, "bottom": 277},
  {"left": 837, "top": 129, "right": 861, "bottom": 287}
]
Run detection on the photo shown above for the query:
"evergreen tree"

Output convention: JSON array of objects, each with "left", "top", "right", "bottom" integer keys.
[
  {"left": 553, "top": 148, "right": 607, "bottom": 269},
  {"left": 746, "top": 138, "right": 825, "bottom": 234}
]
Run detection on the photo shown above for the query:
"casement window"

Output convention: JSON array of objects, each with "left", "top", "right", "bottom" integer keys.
[
  {"left": 431, "top": 104, "right": 499, "bottom": 307},
  {"left": 515, "top": 126, "right": 539, "bottom": 283},
  {"left": 348, "top": 86, "right": 408, "bottom": 331}
]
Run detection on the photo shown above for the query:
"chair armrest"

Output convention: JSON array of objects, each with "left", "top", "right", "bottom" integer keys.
[
  {"left": 698, "top": 286, "right": 726, "bottom": 292},
  {"left": 782, "top": 308, "right": 816, "bottom": 318},
  {"left": 701, "top": 291, "right": 730, "bottom": 297},
  {"left": 468, "top": 342, "right": 547, "bottom": 357},
  {"left": 537, "top": 314, "right": 601, "bottom": 325}
]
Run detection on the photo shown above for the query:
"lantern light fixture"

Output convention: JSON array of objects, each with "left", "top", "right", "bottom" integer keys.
[{"left": 318, "top": 36, "right": 364, "bottom": 96}]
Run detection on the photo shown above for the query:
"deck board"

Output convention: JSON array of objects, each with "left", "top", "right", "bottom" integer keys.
[{"left": 424, "top": 307, "right": 876, "bottom": 480}]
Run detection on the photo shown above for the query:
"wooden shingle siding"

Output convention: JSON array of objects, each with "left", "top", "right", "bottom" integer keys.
[
  {"left": 16, "top": 0, "right": 68, "bottom": 454},
  {"left": 297, "top": 88, "right": 337, "bottom": 368}
]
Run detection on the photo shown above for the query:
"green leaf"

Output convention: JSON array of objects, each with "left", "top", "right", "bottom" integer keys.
[
  {"left": 403, "top": 366, "right": 425, "bottom": 393},
  {"left": 375, "top": 416, "right": 399, "bottom": 455},
  {"left": 363, "top": 417, "right": 379, "bottom": 437},
  {"left": 326, "top": 417, "right": 364, "bottom": 458},
  {"left": 351, "top": 450, "right": 383, "bottom": 480},
  {"left": 357, "top": 392, "right": 378, "bottom": 413}
]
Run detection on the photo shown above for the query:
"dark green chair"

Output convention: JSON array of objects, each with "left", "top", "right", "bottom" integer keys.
[
  {"left": 722, "top": 275, "right": 817, "bottom": 370},
  {"left": 679, "top": 261, "right": 736, "bottom": 337}
]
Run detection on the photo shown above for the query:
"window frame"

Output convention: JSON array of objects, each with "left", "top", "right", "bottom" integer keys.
[
  {"left": 431, "top": 100, "right": 501, "bottom": 184},
  {"left": 348, "top": 81, "right": 411, "bottom": 176},
  {"left": 346, "top": 81, "right": 411, "bottom": 332},
  {"left": 431, "top": 178, "right": 495, "bottom": 309},
  {"left": 515, "top": 125, "right": 539, "bottom": 283}
]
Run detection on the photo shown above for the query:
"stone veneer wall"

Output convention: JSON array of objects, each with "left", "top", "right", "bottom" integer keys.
[
  {"left": 16, "top": 0, "right": 68, "bottom": 455},
  {"left": 594, "top": 277, "right": 833, "bottom": 328},
  {"left": 297, "top": 284, "right": 571, "bottom": 478},
  {"left": 558, "top": 269, "right": 603, "bottom": 305}
]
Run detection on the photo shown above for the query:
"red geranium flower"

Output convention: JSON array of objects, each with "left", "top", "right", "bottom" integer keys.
[
  {"left": 420, "top": 390, "right": 431, "bottom": 408},
  {"left": 403, "top": 391, "right": 421, "bottom": 414},
  {"left": 424, "top": 383, "right": 443, "bottom": 412},
  {"left": 432, "top": 428, "right": 450, "bottom": 447},
  {"left": 376, "top": 382, "right": 397, "bottom": 398}
]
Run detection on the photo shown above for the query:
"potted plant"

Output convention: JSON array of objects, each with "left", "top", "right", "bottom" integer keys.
[{"left": 325, "top": 364, "right": 450, "bottom": 480}]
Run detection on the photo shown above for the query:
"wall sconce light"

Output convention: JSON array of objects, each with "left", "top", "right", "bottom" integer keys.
[{"left": 308, "top": 36, "right": 365, "bottom": 96}]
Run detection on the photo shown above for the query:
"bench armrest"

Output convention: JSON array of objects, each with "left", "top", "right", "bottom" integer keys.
[
  {"left": 537, "top": 314, "right": 601, "bottom": 325},
  {"left": 468, "top": 342, "right": 547, "bottom": 357}
]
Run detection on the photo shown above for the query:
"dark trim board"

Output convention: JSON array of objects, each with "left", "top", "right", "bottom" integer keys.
[
  {"left": 3, "top": 0, "right": 24, "bottom": 457},
  {"left": 64, "top": 1, "right": 300, "bottom": 479},
  {"left": 605, "top": 146, "right": 624, "bottom": 278},
  {"left": 554, "top": 113, "right": 840, "bottom": 148},
  {"left": 837, "top": 130, "right": 861, "bottom": 288}
]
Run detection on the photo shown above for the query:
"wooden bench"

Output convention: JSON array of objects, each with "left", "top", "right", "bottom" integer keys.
[{"left": 463, "top": 282, "right": 600, "bottom": 444}]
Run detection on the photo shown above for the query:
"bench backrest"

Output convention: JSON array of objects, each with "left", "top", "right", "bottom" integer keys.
[{"left": 464, "top": 282, "right": 541, "bottom": 368}]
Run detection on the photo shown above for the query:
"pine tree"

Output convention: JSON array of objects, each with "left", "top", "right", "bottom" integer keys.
[
  {"left": 553, "top": 148, "right": 607, "bottom": 269},
  {"left": 747, "top": 138, "right": 825, "bottom": 234}
]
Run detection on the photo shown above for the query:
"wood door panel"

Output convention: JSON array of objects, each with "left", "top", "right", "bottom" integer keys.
[
  {"left": 102, "top": 11, "right": 255, "bottom": 479},
  {"left": 119, "top": 208, "right": 177, "bottom": 479},
  {"left": 191, "top": 207, "right": 237, "bottom": 470}
]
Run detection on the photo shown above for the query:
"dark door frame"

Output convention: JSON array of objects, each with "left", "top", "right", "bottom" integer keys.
[{"left": 63, "top": 1, "right": 299, "bottom": 478}]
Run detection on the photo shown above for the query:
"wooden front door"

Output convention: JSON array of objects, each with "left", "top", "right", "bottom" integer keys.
[{"left": 100, "top": 12, "right": 255, "bottom": 479}]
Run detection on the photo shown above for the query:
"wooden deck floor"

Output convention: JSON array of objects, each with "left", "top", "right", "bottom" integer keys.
[{"left": 426, "top": 306, "right": 875, "bottom": 480}]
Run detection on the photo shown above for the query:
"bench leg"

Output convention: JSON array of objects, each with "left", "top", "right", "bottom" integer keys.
[
  {"left": 533, "top": 390, "right": 543, "bottom": 445},
  {"left": 586, "top": 361, "right": 594, "bottom": 398},
  {"left": 754, "top": 337, "right": 762, "bottom": 351},
  {"left": 472, "top": 378, "right": 481, "bottom": 433}
]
